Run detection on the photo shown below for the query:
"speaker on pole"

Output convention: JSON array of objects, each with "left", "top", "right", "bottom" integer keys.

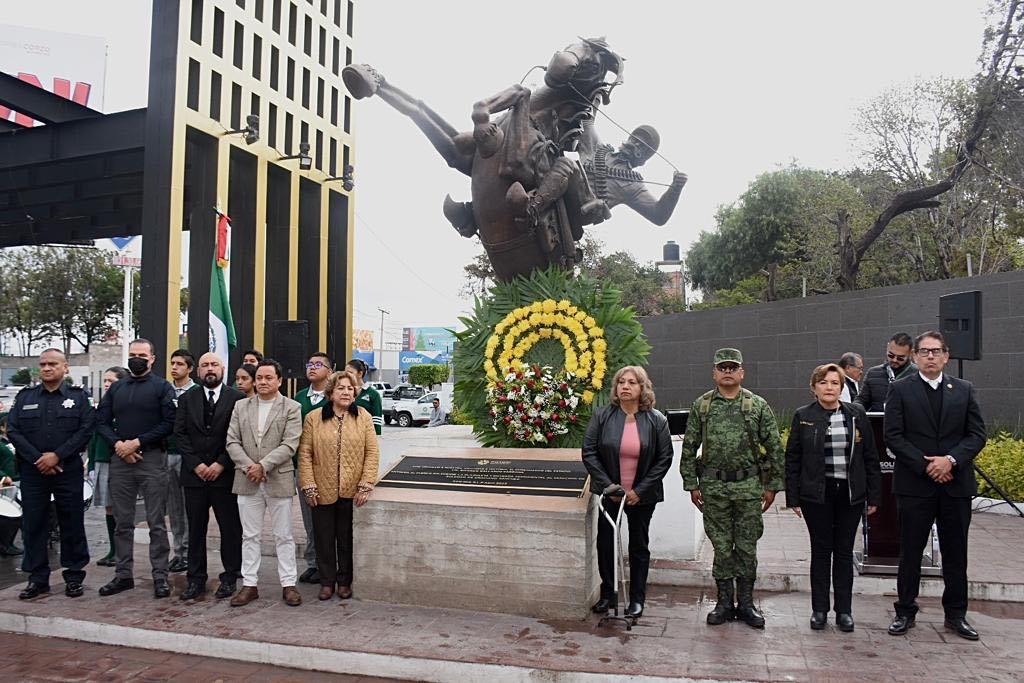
[
  {"left": 269, "top": 320, "right": 310, "bottom": 379},
  {"left": 938, "top": 291, "right": 982, "bottom": 361}
]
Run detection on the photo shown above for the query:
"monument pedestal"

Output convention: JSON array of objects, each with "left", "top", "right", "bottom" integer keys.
[{"left": 353, "top": 447, "right": 599, "bottom": 619}]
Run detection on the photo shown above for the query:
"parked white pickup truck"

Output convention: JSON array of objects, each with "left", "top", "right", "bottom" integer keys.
[
  {"left": 382, "top": 385, "right": 425, "bottom": 425},
  {"left": 389, "top": 386, "right": 454, "bottom": 428}
]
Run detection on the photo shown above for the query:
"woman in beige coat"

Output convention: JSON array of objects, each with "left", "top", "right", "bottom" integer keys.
[{"left": 298, "top": 369, "right": 379, "bottom": 601}]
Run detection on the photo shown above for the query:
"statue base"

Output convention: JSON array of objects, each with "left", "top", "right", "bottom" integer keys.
[{"left": 354, "top": 447, "right": 599, "bottom": 619}]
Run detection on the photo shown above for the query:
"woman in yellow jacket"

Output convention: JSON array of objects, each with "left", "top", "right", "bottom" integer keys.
[{"left": 298, "top": 369, "right": 379, "bottom": 601}]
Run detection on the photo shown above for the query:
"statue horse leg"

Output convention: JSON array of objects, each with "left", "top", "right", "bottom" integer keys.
[{"left": 343, "top": 64, "right": 474, "bottom": 176}]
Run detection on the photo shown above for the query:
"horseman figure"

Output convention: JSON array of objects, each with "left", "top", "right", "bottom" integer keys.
[{"left": 343, "top": 38, "right": 626, "bottom": 281}]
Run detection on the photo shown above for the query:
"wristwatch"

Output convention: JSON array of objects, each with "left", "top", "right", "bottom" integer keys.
[{"left": 946, "top": 455, "right": 957, "bottom": 466}]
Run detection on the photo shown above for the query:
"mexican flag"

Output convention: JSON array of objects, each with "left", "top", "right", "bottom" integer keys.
[{"left": 209, "top": 212, "right": 236, "bottom": 364}]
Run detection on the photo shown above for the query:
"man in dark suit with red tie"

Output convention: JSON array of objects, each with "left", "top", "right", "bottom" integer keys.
[
  {"left": 884, "top": 331, "right": 986, "bottom": 640},
  {"left": 173, "top": 352, "right": 246, "bottom": 601}
]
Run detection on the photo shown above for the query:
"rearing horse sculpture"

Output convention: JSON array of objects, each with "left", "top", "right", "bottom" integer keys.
[{"left": 342, "top": 38, "right": 624, "bottom": 281}]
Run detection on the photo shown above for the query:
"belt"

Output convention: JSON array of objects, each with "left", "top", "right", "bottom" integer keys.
[{"left": 701, "top": 467, "right": 757, "bottom": 483}]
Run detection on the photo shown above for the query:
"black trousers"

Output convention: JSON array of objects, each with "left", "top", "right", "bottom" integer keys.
[
  {"left": 801, "top": 478, "right": 863, "bottom": 614},
  {"left": 311, "top": 498, "right": 353, "bottom": 589},
  {"left": 183, "top": 486, "right": 243, "bottom": 585},
  {"left": 596, "top": 500, "right": 655, "bottom": 605},
  {"left": 18, "top": 458, "right": 89, "bottom": 585},
  {"left": 895, "top": 490, "right": 971, "bottom": 620}
]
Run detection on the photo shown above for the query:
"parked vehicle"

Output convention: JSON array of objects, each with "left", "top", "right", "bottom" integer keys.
[
  {"left": 382, "top": 384, "right": 425, "bottom": 425},
  {"left": 368, "top": 381, "right": 394, "bottom": 398},
  {"left": 390, "top": 389, "right": 454, "bottom": 428}
]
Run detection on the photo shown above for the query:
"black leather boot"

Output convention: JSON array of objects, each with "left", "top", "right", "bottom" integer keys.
[
  {"left": 735, "top": 577, "right": 765, "bottom": 628},
  {"left": 706, "top": 578, "right": 736, "bottom": 626}
]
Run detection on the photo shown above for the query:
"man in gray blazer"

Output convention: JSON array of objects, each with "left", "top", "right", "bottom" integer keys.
[{"left": 225, "top": 359, "right": 303, "bottom": 607}]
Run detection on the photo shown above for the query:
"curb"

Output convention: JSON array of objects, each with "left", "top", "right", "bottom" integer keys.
[{"left": 0, "top": 611, "right": 730, "bottom": 683}]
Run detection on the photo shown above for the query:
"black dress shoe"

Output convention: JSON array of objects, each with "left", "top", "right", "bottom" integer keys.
[
  {"left": 214, "top": 581, "right": 236, "bottom": 599},
  {"left": 167, "top": 556, "right": 188, "bottom": 573},
  {"left": 0, "top": 542, "right": 23, "bottom": 557},
  {"left": 888, "top": 614, "right": 915, "bottom": 635},
  {"left": 99, "top": 577, "right": 135, "bottom": 596},
  {"left": 944, "top": 617, "right": 979, "bottom": 641},
  {"left": 625, "top": 601, "right": 644, "bottom": 619},
  {"left": 591, "top": 597, "right": 613, "bottom": 614},
  {"left": 65, "top": 581, "right": 84, "bottom": 598},
  {"left": 298, "top": 567, "right": 319, "bottom": 584},
  {"left": 153, "top": 579, "right": 171, "bottom": 599},
  {"left": 180, "top": 583, "right": 205, "bottom": 601},
  {"left": 836, "top": 613, "right": 855, "bottom": 632},
  {"left": 810, "top": 611, "right": 827, "bottom": 630},
  {"left": 18, "top": 582, "right": 50, "bottom": 600}
]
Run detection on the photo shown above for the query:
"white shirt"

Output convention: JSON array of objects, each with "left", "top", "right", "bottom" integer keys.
[
  {"left": 307, "top": 388, "right": 325, "bottom": 405},
  {"left": 256, "top": 397, "right": 275, "bottom": 437},
  {"left": 919, "top": 372, "right": 943, "bottom": 390},
  {"left": 204, "top": 383, "right": 224, "bottom": 404}
]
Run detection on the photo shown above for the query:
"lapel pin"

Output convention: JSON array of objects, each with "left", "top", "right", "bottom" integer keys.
[{"left": 946, "top": 383, "right": 953, "bottom": 389}]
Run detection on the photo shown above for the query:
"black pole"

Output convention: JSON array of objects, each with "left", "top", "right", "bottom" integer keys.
[{"left": 956, "top": 359, "right": 1024, "bottom": 518}]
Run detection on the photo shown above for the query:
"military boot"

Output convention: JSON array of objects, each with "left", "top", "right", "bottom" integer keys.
[
  {"left": 735, "top": 577, "right": 765, "bottom": 628},
  {"left": 706, "top": 579, "right": 736, "bottom": 626}
]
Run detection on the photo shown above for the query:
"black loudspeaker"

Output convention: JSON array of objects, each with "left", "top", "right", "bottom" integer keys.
[
  {"left": 666, "top": 410, "right": 689, "bottom": 436},
  {"left": 938, "top": 291, "right": 982, "bottom": 361},
  {"left": 269, "top": 320, "right": 310, "bottom": 379}
]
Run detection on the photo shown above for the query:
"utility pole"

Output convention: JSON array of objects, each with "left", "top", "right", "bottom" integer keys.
[{"left": 377, "top": 307, "right": 389, "bottom": 374}]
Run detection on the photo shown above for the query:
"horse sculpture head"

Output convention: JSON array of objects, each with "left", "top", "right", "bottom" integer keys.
[{"left": 544, "top": 36, "right": 624, "bottom": 106}]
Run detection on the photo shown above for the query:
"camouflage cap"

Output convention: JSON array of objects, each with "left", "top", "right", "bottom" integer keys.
[{"left": 713, "top": 348, "right": 743, "bottom": 365}]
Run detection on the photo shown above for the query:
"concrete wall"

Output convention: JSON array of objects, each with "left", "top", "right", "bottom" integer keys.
[{"left": 642, "top": 270, "right": 1024, "bottom": 429}]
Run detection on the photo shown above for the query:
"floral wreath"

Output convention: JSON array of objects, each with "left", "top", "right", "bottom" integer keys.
[{"left": 454, "top": 267, "right": 649, "bottom": 448}]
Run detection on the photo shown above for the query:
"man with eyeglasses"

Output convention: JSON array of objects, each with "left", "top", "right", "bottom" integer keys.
[
  {"left": 837, "top": 352, "right": 864, "bottom": 403},
  {"left": 680, "top": 348, "right": 784, "bottom": 629},
  {"left": 884, "top": 331, "right": 986, "bottom": 641},
  {"left": 293, "top": 352, "right": 333, "bottom": 584},
  {"left": 855, "top": 333, "right": 916, "bottom": 412}
]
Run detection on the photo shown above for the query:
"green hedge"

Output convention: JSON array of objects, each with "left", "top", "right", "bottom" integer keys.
[{"left": 975, "top": 432, "right": 1024, "bottom": 503}]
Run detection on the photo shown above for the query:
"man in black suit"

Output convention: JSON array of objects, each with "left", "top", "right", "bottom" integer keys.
[
  {"left": 173, "top": 352, "right": 246, "bottom": 601},
  {"left": 884, "top": 331, "right": 986, "bottom": 640}
]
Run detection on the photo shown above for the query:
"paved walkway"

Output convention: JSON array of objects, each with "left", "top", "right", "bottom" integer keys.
[
  {"left": 2, "top": 425, "right": 1022, "bottom": 681},
  {"left": 0, "top": 633, "right": 404, "bottom": 682}
]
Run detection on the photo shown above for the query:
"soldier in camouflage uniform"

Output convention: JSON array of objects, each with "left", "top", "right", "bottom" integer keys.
[{"left": 680, "top": 348, "right": 784, "bottom": 628}]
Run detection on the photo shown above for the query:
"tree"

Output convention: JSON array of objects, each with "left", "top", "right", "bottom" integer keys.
[
  {"left": 835, "top": 0, "right": 1024, "bottom": 289},
  {"left": 10, "top": 367, "right": 35, "bottom": 385},
  {"left": 35, "top": 247, "right": 123, "bottom": 353},
  {"left": 0, "top": 250, "right": 55, "bottom": 356},
  {"left": 461, "top": 236, "right": 685, "bottom": 315},
  {"left": 409, "top": 363, "right": 449, "bottom": 389}
]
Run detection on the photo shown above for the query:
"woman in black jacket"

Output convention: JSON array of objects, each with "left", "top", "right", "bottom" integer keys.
[
  {"left": 786, "top": 363, "right": 881, "bottom": 632},
  {"left": 582, "top": 365, "right": 673, "bottom": 619}
]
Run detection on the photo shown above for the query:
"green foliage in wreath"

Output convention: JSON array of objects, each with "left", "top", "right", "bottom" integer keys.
[{"left": 453, "top": 267, "right": 649, "bottom": 448}]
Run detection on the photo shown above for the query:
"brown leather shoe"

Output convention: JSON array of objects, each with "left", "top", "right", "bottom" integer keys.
[
  {"left": 337, "top": 585, "right": 353, "bottom": 600},
  {"left": 283, "top": 586, "right": 302, "bottom": 606},
  {"left": 318, "top": 585, "right": 334, "bottom": 601},
  {"left": 229, "top": 586, "right": 259, "bottom": 607}
]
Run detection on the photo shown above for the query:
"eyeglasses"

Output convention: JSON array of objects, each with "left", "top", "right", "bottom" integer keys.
[
  {"left": 305, "top": 362, "right": 328, "bottom": 370},
  {"left": 886, "top": 352, "right": 908, "bottom": 362},
  {"left": 916, "top": 347, "right": 946, "bottom": 358},
  {"left": 715, "top": 364, "right": 740, "bottom": 373}
]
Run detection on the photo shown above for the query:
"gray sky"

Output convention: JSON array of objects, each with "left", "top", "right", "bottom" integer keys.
[{"left": 4, "top": 1, "right": 992, "bottom": 348}]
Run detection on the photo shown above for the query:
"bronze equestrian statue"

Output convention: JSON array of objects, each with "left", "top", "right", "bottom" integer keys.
[{"left": 343, "top": 38, "right": 685, "bottom": 281}]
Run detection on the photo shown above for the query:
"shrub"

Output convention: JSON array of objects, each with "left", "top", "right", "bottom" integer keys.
[{"left": 975, "top": 432, "right": 1024, "bottom": 503}]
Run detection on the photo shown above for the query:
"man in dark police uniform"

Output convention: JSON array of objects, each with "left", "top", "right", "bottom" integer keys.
[{"left": 7, "top": 348, "right": 95, "bottom": 599}]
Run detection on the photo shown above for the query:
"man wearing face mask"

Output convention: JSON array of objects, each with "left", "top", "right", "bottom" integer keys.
[
  {"left": 855, "top": 333, "right": 917, "bottom": 412},
  {"left": 96, "top": 339, "right": 177, "bottom": 599}
]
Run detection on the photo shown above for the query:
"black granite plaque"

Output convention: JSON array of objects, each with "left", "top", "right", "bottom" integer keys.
[{"left": 377, "top": 457, "right": 590, "bottom": 497}]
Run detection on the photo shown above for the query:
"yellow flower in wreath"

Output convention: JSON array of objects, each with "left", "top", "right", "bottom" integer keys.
[{"left": 582, "top": 390, "right": 595, "bottom": 404}]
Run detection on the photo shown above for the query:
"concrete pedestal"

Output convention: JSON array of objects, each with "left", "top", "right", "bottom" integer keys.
[
  {"left": 649, "top": 437, "right": 703, "bottom": 561},
  {"left": 353, "top": 447, "right": 599, "bottom": 619}
]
